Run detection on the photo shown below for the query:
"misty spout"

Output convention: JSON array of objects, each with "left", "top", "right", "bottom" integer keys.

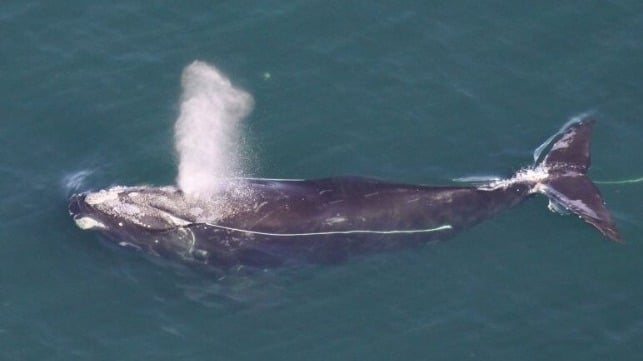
[{"left": 175, "top": 61, "right": 254, "bottom": 199}]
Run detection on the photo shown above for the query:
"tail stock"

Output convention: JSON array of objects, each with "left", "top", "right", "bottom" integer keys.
[{"left": 534, "top": 118, "right": 622, "bottom": 242}]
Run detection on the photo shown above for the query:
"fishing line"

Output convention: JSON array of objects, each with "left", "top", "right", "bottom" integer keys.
[
  {"left": 201, "top": 223, "right": 453, "bottom": 237},
  {"left": 595, "top": 177, "right": 643, "bottom": 185}
]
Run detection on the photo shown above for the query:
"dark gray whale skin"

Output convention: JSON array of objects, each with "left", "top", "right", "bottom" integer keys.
[
  {"left": 69, "top": 178, "right": 529, "bottom": 267},
  {"left": 68, "top": 119, "right": 621, "bottom": 269}
]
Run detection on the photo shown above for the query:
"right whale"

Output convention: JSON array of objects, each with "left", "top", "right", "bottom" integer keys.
[{"left": 69, "top": 118, "right": 622, "bottom": 268}]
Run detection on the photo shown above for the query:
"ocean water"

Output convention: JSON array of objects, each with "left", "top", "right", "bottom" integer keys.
[{"left": 2, "top": 1, "right": 643, "bottom": 360}]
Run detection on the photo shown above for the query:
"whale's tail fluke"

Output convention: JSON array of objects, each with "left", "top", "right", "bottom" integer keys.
[{"left": 535, "top": 119, "right": 622, "bottom": 242}]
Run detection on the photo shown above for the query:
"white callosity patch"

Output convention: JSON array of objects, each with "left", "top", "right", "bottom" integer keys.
[
  {"left": 74, "top": 217, "right": 107, "bottom": 230},
  {"left": 85, "top": 187, "right": 125, "bottom": 205},
  {"left": 175, "top": 61, "right": 254, "bottom": 199},
  {"left": 189, "top": 207, "right": 204, "bottom": 217},
  {"left": 117, "top": 203, "right": 142, "bottom": 216}
]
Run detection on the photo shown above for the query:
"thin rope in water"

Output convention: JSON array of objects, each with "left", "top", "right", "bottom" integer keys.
[
  {"left": 201, "top": 223, "right": 453, "bottom": 237},
  {"left": 453, "top": 176, "right": 643, "bottom": 186},
  {"left": 595, "top": 177, "right": 643, "bottom": 185}
]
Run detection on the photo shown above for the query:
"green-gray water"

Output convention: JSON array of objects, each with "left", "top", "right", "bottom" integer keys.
[{"left": 2, "top": 1, "right": 642, "bottom": 360}]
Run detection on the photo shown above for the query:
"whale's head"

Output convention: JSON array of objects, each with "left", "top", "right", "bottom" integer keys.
[
  {"left": 68, "top": 186, "right": 205, "bottom": 257},
  {"left": 68, "top": 184, "right": 255, "bottom": 260},
  {"left": 69, "top": 186, "right": 193, "bottom": 230}
]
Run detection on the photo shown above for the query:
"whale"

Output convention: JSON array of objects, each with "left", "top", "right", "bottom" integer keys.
[{"left": 69, "top": 119, "right": 621, "bottom": 269}]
